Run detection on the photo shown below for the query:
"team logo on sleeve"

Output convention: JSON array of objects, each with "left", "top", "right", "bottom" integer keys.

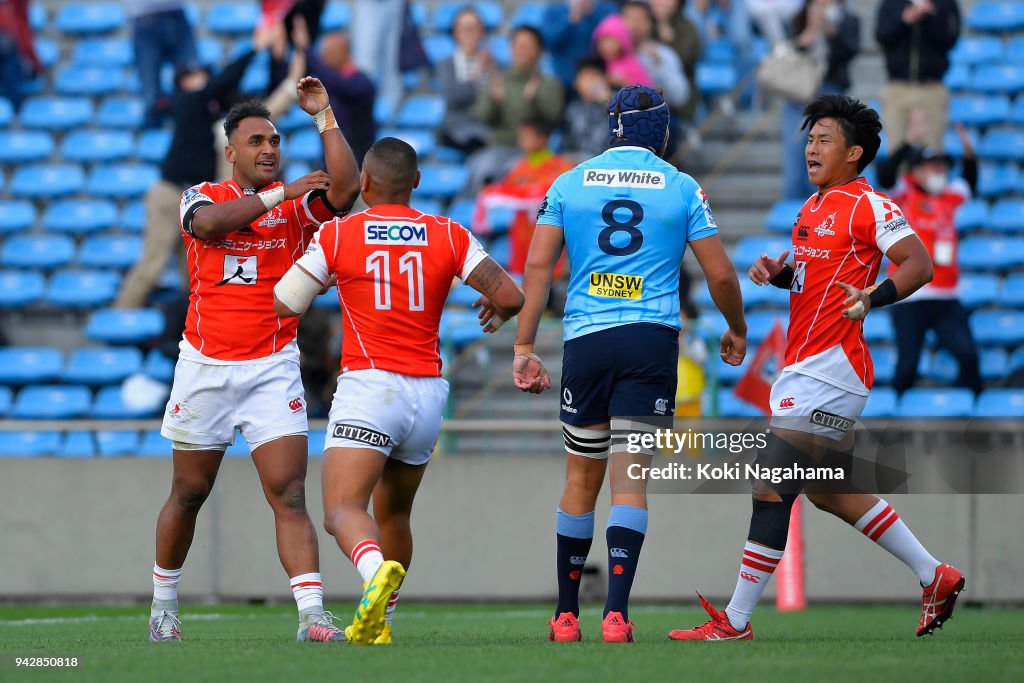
[
  {"left": 364, "top": 221, "right": 428, "bottom": 245},
  {"left": 695, "top": 187, "right": 718, "bottom": 228},
  {"left": 588, "top": 272, "right": 644, "bottom": 299},
  {"left": 583, "top": 169, "right": 665, "bottom": 188},
  {"left": 217, "top": 255, "right": 258, "bottom": 286},
  {"left": 537, "top": 198, "right": 549, "bottom": 219}
]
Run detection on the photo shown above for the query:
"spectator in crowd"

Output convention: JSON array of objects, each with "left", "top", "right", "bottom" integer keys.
[
  {"left": 747, "top": 0, "right": 803, "bottom": 45},
  {"left": 593, "top": 13, "right": 653, "bottom": 88},
  {"left": 124, "top": 0, "right": 199, "bottom": 129},
  {"left": 115, "top": 31, "right": 272, "bottom": 309},
  {"left": 437, "top": 7, "right": 493, "bottom": 154},
  {"left": 877, "top": 119, "right": 981, "bottom": 395},
  {"left": 686, "top": 0, "right": 753, "bottom": 51},
  {"left": 651, "top": 0, "right": 703, "bottom": 124},
  {"left": 469, "top": 26, "right": 565, "bottom": 193},
  {"left": 542, "top": 0, "right": 618, "bottom": 89},
  {"left": 562, "top": 56, "right": 613, "bottom": 160},
  {"left": 292, "top": 16, "right": 376, "bottom": 165},
  {"left": 780, "top": 0, "right": 860, "bottom": 200},
  {"left": 876, "top": 0, "right": 960, "bottom": 150},
  {"left": 262, "top": 0, "right": 327, "bottom": 46},
  {"left": 474, "top": 117, "right": 574, "bottom": 275},
  {"left": 0, "top": 0, "right": 41, "bottom": 111},
  {"left": 351, "top": 0, "right": 404, "bottom": 113},
  {"left": 622, "top": 1, "right": 690, "bottom": 111}
]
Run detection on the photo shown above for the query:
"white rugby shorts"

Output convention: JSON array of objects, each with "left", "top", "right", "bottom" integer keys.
[
  {"left": 768, "top": 370, "right": 868, "bottom": 441},
  {"left": 324, "top": 369, "right": 449, "bottom": 466}
]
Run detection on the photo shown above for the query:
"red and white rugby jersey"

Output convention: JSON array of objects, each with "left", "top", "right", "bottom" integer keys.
[
  {"left": 178, "top": 179, "right": 337, "bottom": 362},
  {"left": 294, "top": 204, "right": 488, "bottom": 377},
  {"left": 785, "top": 177, "right": 916, "bottom": 394}
]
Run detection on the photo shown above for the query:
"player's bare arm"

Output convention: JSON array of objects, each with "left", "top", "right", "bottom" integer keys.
[
  {"left": 837, "top": 235, "right": 933, "bottom": 320},
  {"left": 465, "top": 257, "right": 525, "bottom": 333},
  {"left": 512, "top": 224, "right": 564, "bottom": 393},
  {"left": 297, "top": 76, "right": 360, "bottom": 213},
  {"left": 690, "top": 234, "right": 748, "bottom": 366},
  {"left": 188, "top": 171, "right": 332, "bottom": 241}
]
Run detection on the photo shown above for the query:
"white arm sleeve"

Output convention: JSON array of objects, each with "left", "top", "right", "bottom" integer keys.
[
  {"left": 459, "top": 232, "right": 489, "bottom": 282},
  {"left": 274, "top": 265, "right": 323, "bottom": 315}
]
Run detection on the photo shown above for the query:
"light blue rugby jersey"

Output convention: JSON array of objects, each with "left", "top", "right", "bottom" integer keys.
[{"left": 536, "top": 146, "right": 719, "bottom": 341}]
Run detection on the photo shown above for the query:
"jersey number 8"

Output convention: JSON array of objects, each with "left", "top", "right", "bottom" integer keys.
[{"left": 598, "top": 200, "right": 644, "bottom": 257}]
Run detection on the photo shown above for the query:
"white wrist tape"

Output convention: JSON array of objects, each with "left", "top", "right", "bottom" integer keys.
[
  {"left": 313, "top": 106, "right": 338, "bottom": 134},
  {"left": 485, "top": 313, "right": 506, "bottom": 332},
  {"left": 274, "top": 267, "right": 323, "bottom": 315},
  {"left": 258, "top": 185, "right": 285, "bottom": 211}
]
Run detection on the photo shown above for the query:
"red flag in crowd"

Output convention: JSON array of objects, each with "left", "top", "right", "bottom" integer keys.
[{"left": 732, "top": 320, "right": 786, "bottom": 414}]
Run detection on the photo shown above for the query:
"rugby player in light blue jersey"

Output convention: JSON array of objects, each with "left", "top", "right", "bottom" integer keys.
[{"left": 510, "top": 86, "right": 748, "bottom": 642}]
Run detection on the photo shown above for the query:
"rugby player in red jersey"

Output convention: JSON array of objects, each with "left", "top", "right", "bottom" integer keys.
[
  {"left": 149, "top": 78, "right": 359, "bottom": 643},
  {"left": 669, "top": 95, "right": 964, "bottom": 642},
  {"left": 274, "top": 137, "right": 524, "bottom": 644}
]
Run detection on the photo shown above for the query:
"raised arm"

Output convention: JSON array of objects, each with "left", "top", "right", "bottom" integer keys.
[
  {"left": 295, "top": 76, "right": 360, "bottom": 214},
  {"left": 689, "top": 234, "right": 747, "bottom": 366}
]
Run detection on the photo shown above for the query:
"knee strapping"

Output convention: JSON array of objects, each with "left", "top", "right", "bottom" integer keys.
[
  {"left": 747, "top": 496, "right": 797, "bottom": 549},
  {"left": 562, "top": 423, "right": 610, "bottom": 458}
]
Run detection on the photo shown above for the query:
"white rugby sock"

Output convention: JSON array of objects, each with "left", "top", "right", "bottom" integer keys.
[
  {"left": 290, "top": 573, "right": 324, "bottom": 613},
  {"left": 351, "top": 540, "right": 384, "bottom": 584},
  {"left": 384, "top": 589, "right": 401, "bottom": 626},
  {"left": 152, "top": 564, "right": 182, "bottom": 616},
  {"left": 854, "top": 499, "right": 939, "bottom": 585},
  {"left": 724, "top": 542, "right": 784, "bottom": 631}
]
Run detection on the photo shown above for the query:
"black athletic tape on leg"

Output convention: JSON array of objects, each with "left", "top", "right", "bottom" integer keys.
[
  {"left": 747, "top": 496, "right": 797, "bottom": 550},
  {"left": 753, "top": 432, "right": 815, "bottom": 496}
]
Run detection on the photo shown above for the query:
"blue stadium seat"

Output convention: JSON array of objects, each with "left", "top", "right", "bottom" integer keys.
[
  {"left": 864, "top": 313, "right": 894, "bottom": 343},
  {"left": 871, "top": 346, "right": 897, "bottom": 385},
  {"left": 974, "top": 389, "right": 1024, "bottom": 417},
  {"left": 46, "top": 270, "right": 121, "bottom": 308},
  {"left": 948, "top": 95, "right": 1010, "bottom": 127},
  {"left": 311, "top": 290, "right": 340, "bottom": 310},
  {"left": 1002, "top": 273, "right": 1024, "bottom": 307},
  {"left": 65, "top": 347, "right": 143, "bottom": 385},
  {"left": 138, "top": 430, "right": 172, "bottom": 457},
  {"left": 308, "top": 429, "right": 326, "bottom": 457},
  {"left": 54, "top": 65, "right": 124, "bottom": 96},
  {"left": 60, "top": 129, "right": 134, "bottom": 163},
  {"left": 43, "top": 199, "right": 119, "bottom": 235},
  {"left": 713, "top": 355, "right": 747, "bottom": 386},
  {"left": 395, "top": 94, "right": 446, "bottom": 129},
  {"left": 440, "top": 309, "right": 485, "bottom": 348},
  {"left": 958, "top": 272, "right": 1000, "bottom": 308},
  {"left": 120, "top": 200, "right": 146, "bottom": 232},
  {"left": 423, "top": 34, "right": 455, "bottom": 64},
  {"left": 435, "top": 146, "right": 466, "bottom": 164},
  {"left": 62, "top": 431, "right": 97, "bottom": 458},
  {"left": 980, "top": 347, "right": 1009, "bottom": 380},
  {"left": 78, "top": 235, "right": 143, "bottom": 270},
  {"left": 433, "top": 1, "right": 502, "bottom": 31},
  {"left": 196, "top": 37, "right": 223, "bottom": 65},
  {"left": 972, "top": 65, "right": 1024, "bottom": 95},
  {"left": 96, "top": 96, "right": 143, "bottom": 128},
  {"left": 207, "top": 3, "right": 260, "bottom": 34},
  {"left": 898, "top": 388, "right": 975, "bottom": 417},
  {"left": 446, "top": 281, "right": 481, "bottom": 308},
  {"left": 276, "top": 104, "right": 309, "bottom": 133},
  {"left": 415, "top": 164, "right": 469, "bottom": 199},
  {"left": 944, "top": 64, "right": 971, "bottom": 91},
  {"left": 977, "top": 163, "right": 1020, "bottom": 198},
  {"left": 941, "top": 127, "right": 978, "bottom": 159},
  {"left": 239, "top": 57, "right": 269, "bottom": 93},
  {"left": 92, "top": 384, "right": 160, "bottom": 418},
  {"left": 34, "top": 37, "right": 59, "bottom": 69},
  {"left": 1008, "top": 36, "right": 1024, "bottom": 65},
  {"left": 321, "top": 1, "right": 352, "bottom": 31},
  {"left": 862, "top": 387, "right": 898, "bottom": 418},
  {"left": 959, "top": 237, "right": 1024, "bottom": 271},
  {"left": 0, "top": 386, "right": 10, "bottom": 416},
  {"left": 0, "top": 235, "right": 76, "bottom": 270},
  {"left": 949, "top": 36, "right": 1003, "bottom": 65},
  {"left": 159, "top": 263, "right": 183, "bottom": 291},
  {"left": 72, "top": 38, "right": 133, "bottom": 66},
  {"left": 0, "top": 130, "right": 54, "bottom": 163},
  {"left": 447, "top": 197, "right": 476, "bottom": 230},
  {"left": 921, "top": 349, "right": 958, "bottom": 383},
  {"left": 739, "top": 275, "right": 788, "bottom": 309},
  {"left": 0, "top": 201, "right": 36, "bottom": 234},
  {"left": 0, "top": 97, "right": 11, "bottom": 126},
  {"left": 696, "top": 64, "right": 737, "bottom": 95},
  {"left": 968, "top": 2, "right": 1024, "bottom": 32},
  {"left": 13, "top": 385, "right": 92, "bottom": 419},
  {"left": 0, "top": 432, "right": 62, "bottom": 457},
  {"left": 954, "top": 199, "right": 989, "bottom": 232},
  {"left": 703, "top": 38, "right": 737, "bottom": 64},
  {"left": 411, "top": 198, "right": 443, "bottom": 217},
  {"left": 379, "top": 127, "right": 436, "bottom": 158},
  {"left": 732, "top": 236, "right": 792, "bottom": 269},
  {"left": 1011, "top": 347, "right": 1024, "bottom": 371},
  {"left": 96, "top": 430, "right": 142, "bottom": 456},
  {"left": 989, "top": 199, "right": 1024, "bottom": 233},
  {"left": 489, "top": 34, "right": 511, "bottom": 67},
  {"left": 11, "top": 164, "right": 85, "bottom": 199},
  {"left": 488, "top": 235, "right": 509, "bottom": 266},
  {"left": 20, "top": 96, "right": 93, "bottom": 130},
  {"left": 87, "top": 163, "right": 160, "bottom": 199},
  {"left": 55, "top": 3, "right": 126, "bottom": 35},
  {"left": 970, "top": 310, "right": 1024, "bottom": 345},
  {"left": 744, "top": 311, "right": 786, "bottom": 344},
  {"left": 29, "top": 3, "right": 45, "bottom": 31},
  {"left": 374, "top": 98, "right": 395, "bottom": 126},
  {"left": 287, "top": 130, "right": 322, "bottom": 163},
  {"left": 978, "top": 130, "right": 1024, "bottom": 163},
  {"left": 714, "top": 388, "right": 763, "bottom": 417},
  {"left": 144, "top": 350, "right": 175, "bottom": 383},
  {"left": 0, "top": 348, "right": 63, "bottom": 384},
  {"left": 136, "top": 128, "right": 172, "bottom": 164},
  {"left": 0, "top": 271, "right": 45, "bottom": 308},
  {"left": 763, "top": 200, "right": 803, "bottom": 233},
  {"left": 484, "top": 206, "right": 516, "bottom": 235},
  {"left": 284, "top": 163, "right": 311, "bottom": 183},
  {"left": 85, "top": 309, "right": 164, "bottom": 344}
]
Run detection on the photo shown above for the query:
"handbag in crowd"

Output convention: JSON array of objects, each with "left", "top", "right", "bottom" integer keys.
[{"left": 756, "top": 42, "right": 824, "bottom": 105}]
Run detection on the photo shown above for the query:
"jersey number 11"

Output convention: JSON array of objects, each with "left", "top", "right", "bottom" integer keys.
[{"left": 366, "top": 250, "right": 425, "bottom": 311}]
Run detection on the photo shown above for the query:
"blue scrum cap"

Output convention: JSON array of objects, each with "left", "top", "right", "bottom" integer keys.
[{"left": 608, "top": 85, "right": 670, "bottom": 152}]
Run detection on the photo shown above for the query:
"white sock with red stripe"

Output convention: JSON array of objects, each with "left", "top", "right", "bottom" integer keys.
[
  {"left": 152, "top": 564, "right": 182, "bottom": 604},
  {"left": 290, "top": 573, "right": 324, "bottom": 613},
  {"left": 724, "top": 542, "right": 784, "bottom": 631},
  {"left": 854, "top": 499, "right": 939, "bottom": 586},
  {"left": 384, "top": 589, "right": 401, "bottom": 626},
  {"left": 351, "top": 540, "right": 384, "bottom": 584}
]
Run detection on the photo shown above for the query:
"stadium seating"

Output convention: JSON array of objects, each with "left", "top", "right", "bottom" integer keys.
[
  {"left": 395, "top": 95, "right": 446, "bottom": 129},
  {"left": 96, "top": 430, "right": 143, "bottom": 457},
  {"left": 84, "top": 309, "right": 164, "bottom": 345},
  {"left": 321, "top": 2, "right": 352, "bottom": 31},
  {"left": 973, "top": 389, "right": 1024, "bottom": 417},
  {"left": 0, "top": 131, "right": 55, "bottom": 163},
  {"left": 989, "top": 199, "right": 1024, "bottom": 233},
  {"left": 45, "top": 270, "right": 120, "bottom": 308},
  {"left": 138, "top": 430, "right": 172, "bottom": 457},
  {"left": 949, "top": 95, "right": 1010, "bottom": 127},
  {"left": 287, "top": 130, "right": 322, "bottom": 163},
  {"left": 970, "top": 311, "right": 1024, "bottom": 345},
  {"left": 0, "top": 271, "right": 46, "bottom": 308},
  {"left": 11, "top": 164, "right": 85, "bottom": 199},
  {"left": 0, "top": 235, "right": 76, "bottom": 270},
  {"left": 0, "top": 97, "right": 11, "bottom": 127},
  {"left": 143, "top": 350, "right": 175, "bottom": 383},
  {"left": 54, "top": 65, "right": 125, "bottom": 96},
  {"left": 62, "top": 431, "right": 97, "bottom": 458},
  {"left": 78, "top": 235, "right": 143, "bottom": 270},
  {"left": 1002, "top": 273, "right": 1024, "bottom": 307},
  {"left": 713, "top": 388, "right": 763, "bottom": 418},
  {"left": 86, "top": 164, "right": 160, "bottom": 199},
  {"left": 898, "top": 388, "right": 975, "bottom": 418},
  {"left": 72, "top": 37, "right": 134, "bottom": 66},
  {"left": 433, "top": 1, "right": 503, "bottom": 31},
  {"left": 959, "top": 272, "right": 1001, "bottom": 308},
  {"left": 55, "top": 3, "right": 126, "bottom": 35},
  {"left": 0, "top": 348, "right": 63, "bottom": 385},
  {"left": 763, "top": 200, "right": 803, "bottom": 233},
  {"left": 12, "top": 385, "right": 93, "bottom": 420},
  {"left": 415, "top": 164, "right": 470, "bottom": 199},
  {"left": 977, "top": 163, "right": 1020, "bottom": 198},
  {"left": 96, "top": 96, "right": 144, "bottom": 128},
  {"left": 120, "top": 201, "right": 146, "bottom": 232},
  {"left": 950, "top": 36, "right": 1003, "bottom": 65},
  {"left": 423, "top": 34, "right": 456, "bottom": 64},
  {"left": 954, "top": 200, "right": 989, "bottom": 232},
  {"left": 981, "top": 347, "right": 1010, "bottom": 380},
  {"left": 732, "top": 236, "right": 793, "bottom": 269},
  {"left": 206, "top": 3, "right": 260, "bottom": 35},
  {"left": 0, "top": 432, "right": 62, "bottom": 457},
  {"left": 862, "top": 387, "right": 898, "bottom": 418},
  {"left": 60, "top": 130, "right": 134, "bottom": 164},
  {"left": 959, "top": 237, "right": 1024, "bottom": 271},
  {"left": 696, "top": 64, "right": 738, "bottom": 95},
  {"left": 978, "top": 130, "right": 1024, "bottom": 163},
  {"left": 64, "top": 348, "right": 143, "bottom": 386},
  {"left": 43, "top": 199, "right": 119, "bottom": 234},
  {"left": 92, "top": 385, "right": 161, "bottom": 419},
  {"left": 0, "top": 201, "right": 36, "bottom": 234},
  {"left": 380, "top": 127, "right": 437, "bottom": 158},
  {"left": 968, "top": 2, "right": 1024, "bottom": 33}
]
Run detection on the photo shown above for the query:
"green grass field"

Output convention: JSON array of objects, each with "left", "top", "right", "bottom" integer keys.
[{"left": 2, "top": 603, "right": 1022, "bottom": 683}]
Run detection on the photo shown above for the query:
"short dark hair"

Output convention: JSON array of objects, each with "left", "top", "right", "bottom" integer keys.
[
  {"left": 223, "top": 99, "right": 272, "bottom": 140},
  {"left": 511, "top": 25, "right": 544, "bottom": 48},
  {"left": 451, "top": 6, "right": 483, "bottom": 35},
  {"left": 363, "top": 137, "right": 419, "bottom": 192},
  {"left": 801, "top": 94, "right": 882, "bottom": 173},
  {"left": 519, "top": 116, "right": 554, "bottom": 138},
  {"left": 575, "top": 55, "right": 606, "bottom": 76}
]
